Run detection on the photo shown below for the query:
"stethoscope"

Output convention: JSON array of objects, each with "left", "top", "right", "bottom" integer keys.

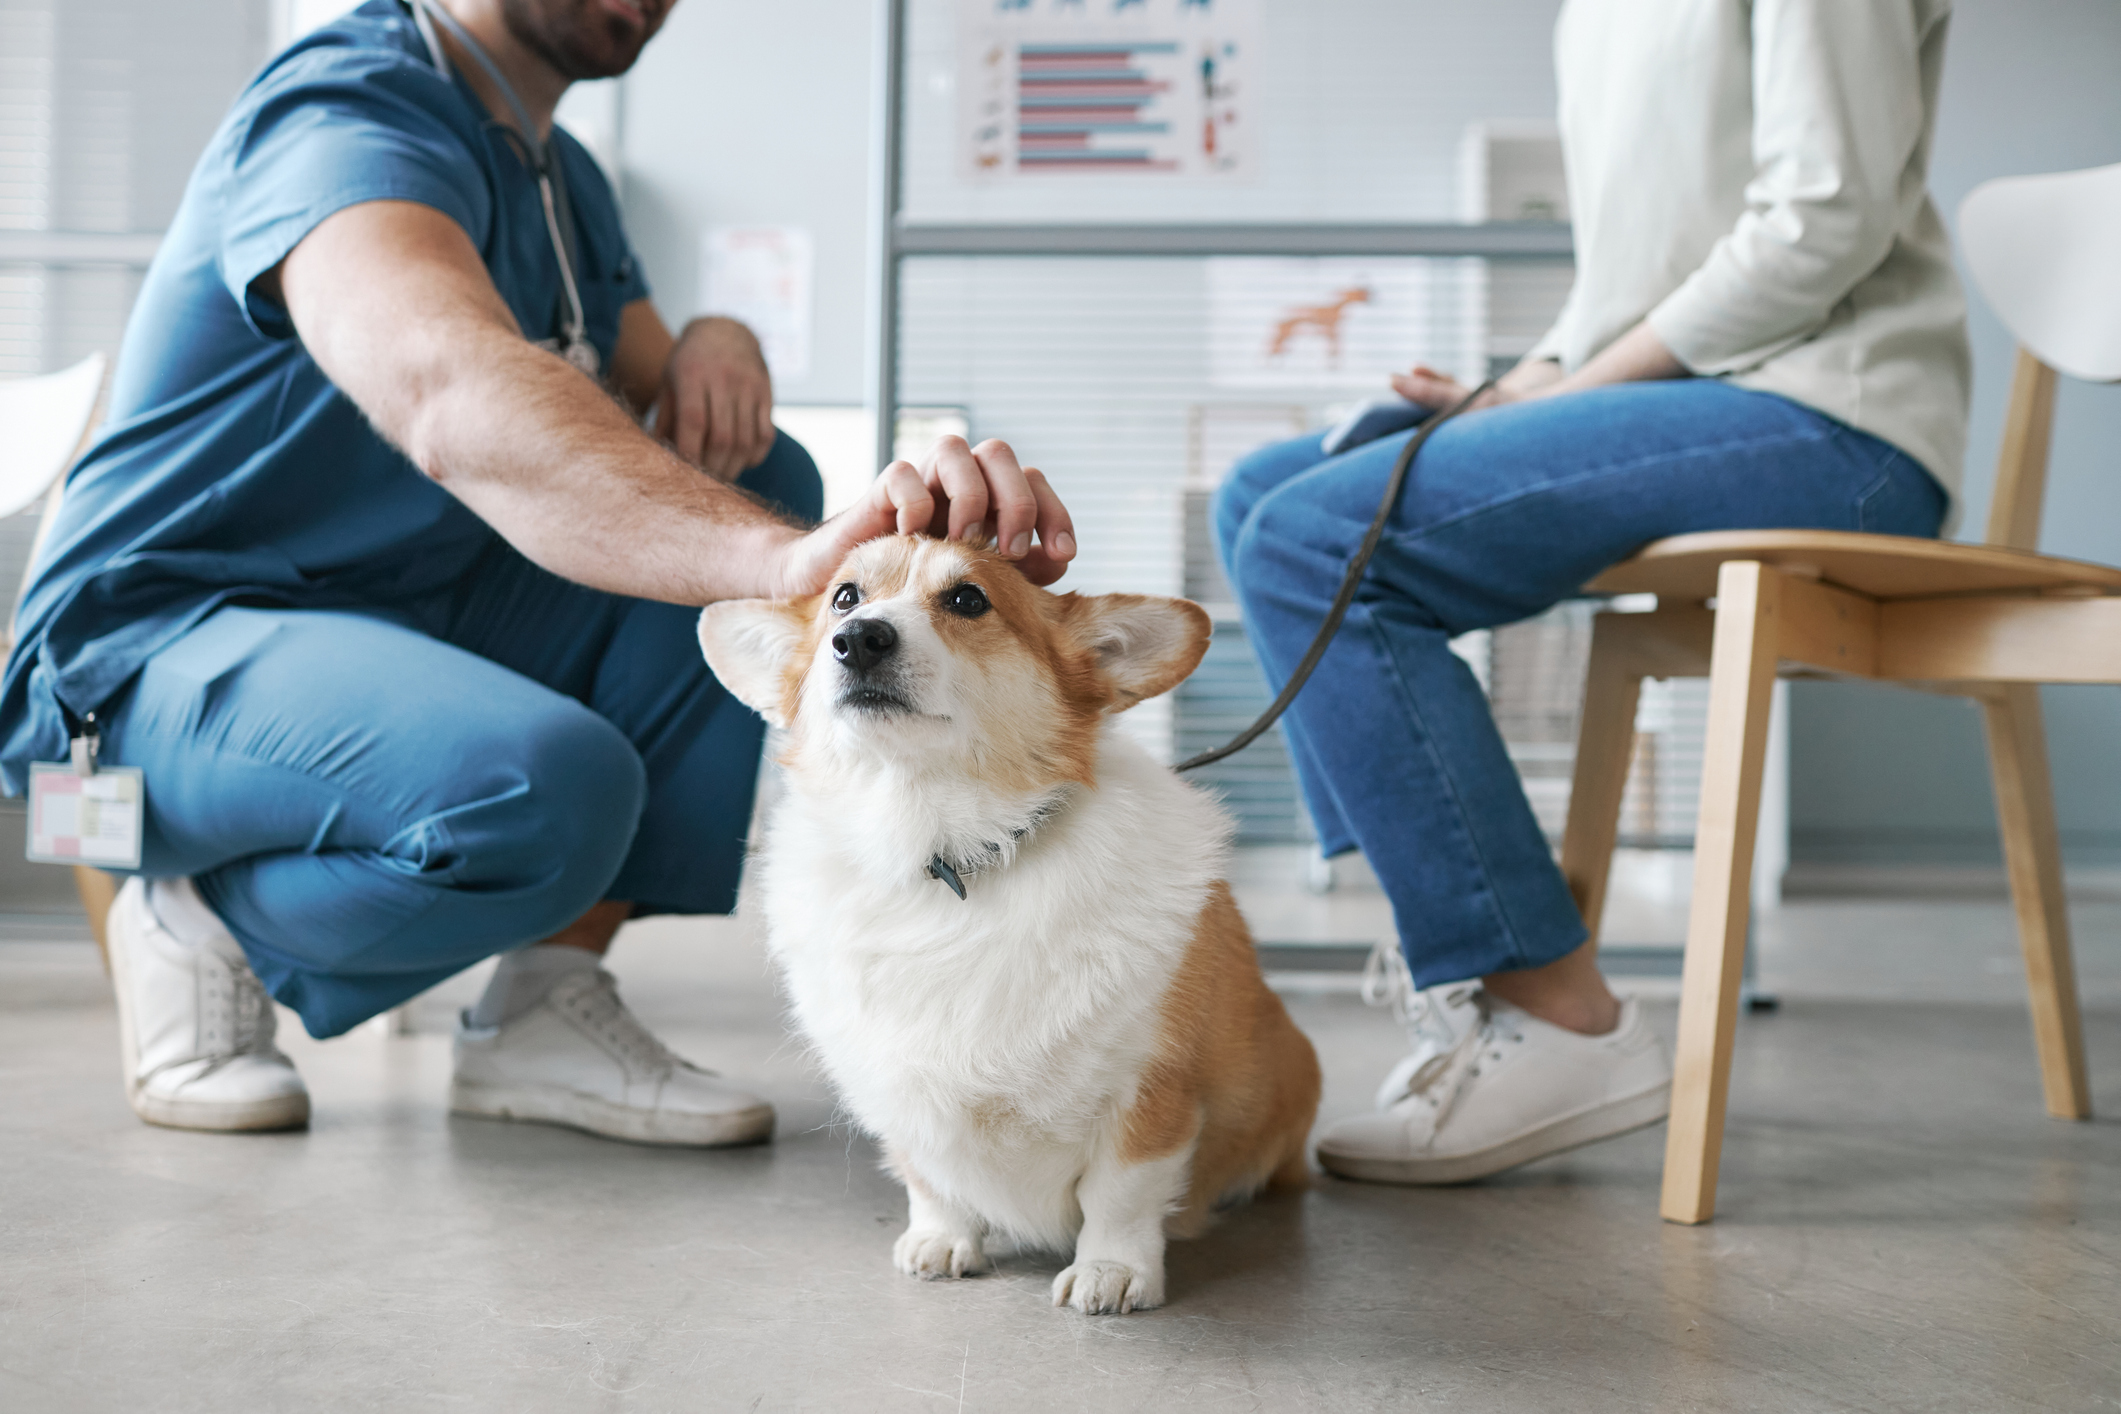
[{"left": 408, "top": 0, "right": 599, "bottom": 376}]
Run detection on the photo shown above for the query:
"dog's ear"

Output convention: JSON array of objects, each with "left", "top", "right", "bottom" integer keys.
[
  {"left": 1062, "top": 594, "right": 1213, "bottom": 711},
  {"left": 698, "top": 599, "right": 813, "bottom": 729}
]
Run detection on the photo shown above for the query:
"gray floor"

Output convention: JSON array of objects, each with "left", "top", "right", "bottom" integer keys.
[{"left": 4, "top": 903, "right": 2119, "bottom": 1413}]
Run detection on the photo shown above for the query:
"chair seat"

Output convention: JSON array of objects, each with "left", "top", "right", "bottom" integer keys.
[{"left": 1585, "top": 529, "right": 2121, "bottom": 602}]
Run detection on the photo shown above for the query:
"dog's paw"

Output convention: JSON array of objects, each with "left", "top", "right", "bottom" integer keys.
[
  {"left": 1051, "top": 1259, "right": 1163, "bottom": 1315},
  {"left": 893, "top": 1227, "right": 990, "bottom": 1280}
]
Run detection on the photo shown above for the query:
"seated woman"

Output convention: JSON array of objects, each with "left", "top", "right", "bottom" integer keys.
[{"left": 1216, "top": 0, "right": 1968, "bottom": 1184}]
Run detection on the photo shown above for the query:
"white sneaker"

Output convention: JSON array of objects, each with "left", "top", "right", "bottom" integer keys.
[
  {"left": 1316, "top": 942, "right": 1671, "bottom": 1184},
  {"left": 105, "top": 877, "right": 311, "bottom": 1132},
  {"left": 450, "top": 969, "right": 774, "bottom": 1147}
]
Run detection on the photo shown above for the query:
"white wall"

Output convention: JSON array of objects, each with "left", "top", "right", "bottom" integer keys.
[{"left": 616, "top": 0, "right": 875, "bottom": 406}]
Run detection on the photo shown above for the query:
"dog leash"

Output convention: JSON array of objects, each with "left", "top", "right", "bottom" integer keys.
[{"left": 1171, "top": 378, "right": 1496, "bottom": 774}]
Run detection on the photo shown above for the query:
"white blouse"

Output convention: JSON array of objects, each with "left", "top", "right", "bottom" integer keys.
[{"left": 1530, "top": 0, "right": 1972, "bottom": 497}]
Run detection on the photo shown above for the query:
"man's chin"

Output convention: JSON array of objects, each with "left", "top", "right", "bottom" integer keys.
[
  {"left": 574, "top": 0, "right": 663, "bottom": 73},
  {"left": 503, "top": 0, "right": 660, "bottom": 82},
  {"left": 556, "top": 28, "right": 651, "bottom": 79}
]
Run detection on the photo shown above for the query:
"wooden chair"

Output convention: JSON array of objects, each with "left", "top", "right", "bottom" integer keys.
[
  {"left": 1561, "top": 162, "right": 2121, "bottom": 1224},
  {"left": 0, "top": 355, "right": 118, "bottom": 966}
]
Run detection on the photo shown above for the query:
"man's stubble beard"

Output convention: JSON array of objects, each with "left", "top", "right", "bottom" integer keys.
[{"left": 496, "top": 0, "right": 654, "bottom": 82}]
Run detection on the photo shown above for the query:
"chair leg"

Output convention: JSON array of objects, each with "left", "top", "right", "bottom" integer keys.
[
  {"left": 1559, "top": 613, "right": 1646, "bottom": 943},
  {"left": 1662, "top": 563, "right": 1783, "bottom": 1225},
  {"left": 1980, "top": 684, "right": 2092, "bottom": 1119}
]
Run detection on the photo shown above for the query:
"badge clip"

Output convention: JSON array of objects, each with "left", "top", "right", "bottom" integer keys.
[{"left": 69, "top": 713, "right": 98, "bottom": 777}]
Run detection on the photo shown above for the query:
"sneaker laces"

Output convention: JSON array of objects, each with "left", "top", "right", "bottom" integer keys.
[
  {"left": 167, "top": 949, "right": 279, "bottom": 1081},
  {"left": 555, "top": 972, "right": 694, "bottom": 1082},
  {"left": 1360, "top": 938, "right": 1491, "bottom": 1117}
]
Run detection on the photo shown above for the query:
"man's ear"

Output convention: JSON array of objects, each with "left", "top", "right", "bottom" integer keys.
[
  {"left": 1062, "top": 594, "right": 1213, "bottom": 711},
  {"left": 698, "top": 599, "right": 814, "bottom": 729}
]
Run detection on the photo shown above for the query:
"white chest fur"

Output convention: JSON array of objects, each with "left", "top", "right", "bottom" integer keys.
[{"left": 757, "top": 728, "right": 1231, "bottom": 1248}]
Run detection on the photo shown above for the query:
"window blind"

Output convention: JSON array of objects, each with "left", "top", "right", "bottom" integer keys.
[{"left": 0, "top": 0, "right": 268, "bottom": 377}]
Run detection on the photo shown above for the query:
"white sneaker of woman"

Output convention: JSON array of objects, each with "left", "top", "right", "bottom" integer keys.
[{"left": 1315, "top": 942, "right": 1671, "bottom": 1184}]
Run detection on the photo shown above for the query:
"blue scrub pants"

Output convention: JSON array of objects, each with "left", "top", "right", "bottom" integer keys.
[
  {"left": 1214, "top": 382, "right": 1947, "bottom": 990},
  {"left": 99, "top": 436, "right": 822, "bottom": 1038}
]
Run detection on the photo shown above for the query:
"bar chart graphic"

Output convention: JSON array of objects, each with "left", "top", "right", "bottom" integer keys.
[
  {"left": 961, "top": 0, "right": 1256, "bottom": 181},
  {"left": 1017, "top": 42, "right": 1180, "bottom": 172}
]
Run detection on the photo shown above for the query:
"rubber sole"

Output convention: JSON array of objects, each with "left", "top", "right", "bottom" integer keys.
[
  {"left": 108, "top": 884, "right": 310, "bottom": 1134},
  {"left": 449, "top": 1081, "right": 776, "bottom": 1148},
  {"left": 131, "top": 1087, "right": 311, "bottom": 1133},
  {"left": 1315, "top": 1082, "right": 1672, "bottom": 1186}
]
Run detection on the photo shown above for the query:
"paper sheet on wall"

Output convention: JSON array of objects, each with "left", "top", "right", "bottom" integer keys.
[
  {"left": 698, "top": 227, "right": 814, "bottom": 382},
  {"left": 960, "top": 0, "right": 1260, "bottom": 182}
]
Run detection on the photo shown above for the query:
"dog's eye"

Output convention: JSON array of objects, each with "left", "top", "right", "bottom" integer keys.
[
  {"left": 942, "top": 583, "right": 990, "bottom": 618},
  {"left": 831, "top": 583, "right": 860, "bottom": 616}
]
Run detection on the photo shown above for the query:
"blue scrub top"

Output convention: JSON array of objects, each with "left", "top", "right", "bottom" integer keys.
[{"left": 0, "top": 0, "right": 649, "bottom": 794}]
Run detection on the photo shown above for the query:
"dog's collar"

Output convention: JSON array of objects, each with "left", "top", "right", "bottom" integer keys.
[{"left": 925, "top": 792, "right": 1068, "bottom": 901}]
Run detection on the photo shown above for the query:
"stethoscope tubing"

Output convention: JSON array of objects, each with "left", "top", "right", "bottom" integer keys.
[{"left": 409, "top": 0, "right": 594, "bottom": 370}]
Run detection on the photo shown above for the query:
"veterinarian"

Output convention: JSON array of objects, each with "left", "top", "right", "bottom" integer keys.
[
  {"left": 1218, "top": 0, "right": 1968, "bottom": 1183},
  {"left": 0, "top": 0, "right": 1074, "bottom": 1140}
]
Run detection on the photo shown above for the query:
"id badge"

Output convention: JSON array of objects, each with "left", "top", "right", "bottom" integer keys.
[{"left": 28, "top": 760, "right": 144, "bottom": 870}]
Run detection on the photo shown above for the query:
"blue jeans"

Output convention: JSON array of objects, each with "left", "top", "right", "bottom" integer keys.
[
  {"left": 1214, "top": 382, "right": 1946, "bottom": 988},
  {"left": 97, "top": 435, "right": 822, "bottom": 1038}
]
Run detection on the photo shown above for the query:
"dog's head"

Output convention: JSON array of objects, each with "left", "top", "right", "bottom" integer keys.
[{"left": 699, "top": 536, "right": 1211, "bottom": 788}]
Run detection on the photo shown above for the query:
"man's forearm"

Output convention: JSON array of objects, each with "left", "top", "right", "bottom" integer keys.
[
  {"left": 278, "top": 201, "right": 802, "bottom": 606},
  {"left": 400, "top": 329, "right": 800, "bottom": 605}
]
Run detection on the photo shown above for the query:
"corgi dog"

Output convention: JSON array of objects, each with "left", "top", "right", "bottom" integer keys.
[{"left": 697, "top": 535, "right": 1321, "bottom": 1316}]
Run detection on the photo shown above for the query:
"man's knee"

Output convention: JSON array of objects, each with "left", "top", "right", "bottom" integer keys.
[
  {"left": 407, "top": 704, "right": 648, "bottom": 932},
  {"left": 515, "top": 707, "right": 646, "bottom": 914}
]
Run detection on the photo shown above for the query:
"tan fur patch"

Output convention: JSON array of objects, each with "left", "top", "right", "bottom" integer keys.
[
  {"left": 836, "top": 537, "right": 921, "bottom": 603},
  {"left": 933, "top": 548, "right": 1108, "bottom": 792},
  {"left": 772, "top": 593, "right": 823, "bottom": 729},
  {"left": 1120, "top": 881, "right": 1322, "bottom": 1234},
  {"left": 884, "top": 1143, "right": 941, "bottom": 1204},
  {"left": 966, "top": 1095, "right": 1028, "bottom": 1137}
]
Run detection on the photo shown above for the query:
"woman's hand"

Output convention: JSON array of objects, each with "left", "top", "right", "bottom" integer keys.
[
  {"left": 1393, "top": 323, "right": 1687, "bottom": 413},
  {"left": 653, "top": 316, "right": 777, "bottom": 482},
  {"left": 764, "top": 436, "right": 1078, "bottom": 599},
  {"left": 1391, "top": 357, "right": 1565, "bottom": 412}
]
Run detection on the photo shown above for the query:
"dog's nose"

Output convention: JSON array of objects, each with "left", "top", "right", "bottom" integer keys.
[{"left": 831, "top": 616, "right": 898, "bottom": 673}]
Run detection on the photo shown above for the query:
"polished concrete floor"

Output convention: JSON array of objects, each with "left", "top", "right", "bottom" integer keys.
[{"left": 4, "top": 898, "right": 2119, "bottom": 1412}]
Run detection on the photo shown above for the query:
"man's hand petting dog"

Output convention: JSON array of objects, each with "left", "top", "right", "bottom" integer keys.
[{"left": 768, "top": 436, "right": 1077, "bottom": 601}]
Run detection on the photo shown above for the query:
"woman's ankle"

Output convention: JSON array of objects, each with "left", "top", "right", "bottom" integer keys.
[{"left": 1482, "top": 942, "right": 1621, "bottom": 1036}]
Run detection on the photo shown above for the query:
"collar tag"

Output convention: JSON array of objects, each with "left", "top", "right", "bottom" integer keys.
[{"left": 926, "top": 854, "right": 967, "bottom": 901}]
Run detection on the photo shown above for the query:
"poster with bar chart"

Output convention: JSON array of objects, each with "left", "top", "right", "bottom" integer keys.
[{"left": 960, "top": 0, "right": 1259, "bottom": 182}]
